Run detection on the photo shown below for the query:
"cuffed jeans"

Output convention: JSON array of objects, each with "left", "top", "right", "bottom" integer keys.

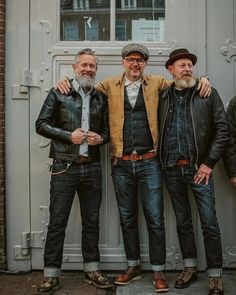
[
  {"left": 111, "top": 157, "right": 166, "bottom": 270},
  {"left": 164, "top": 165, "right": 223, "bottom": 275},
  {"left": 44, "top": 160, "right": 102, "bottom": 277}
]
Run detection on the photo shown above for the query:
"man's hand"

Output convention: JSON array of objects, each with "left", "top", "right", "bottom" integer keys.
[
  {"left": 194, "top": 164, "right": 212, "bottom": 185},
  {"left": 198, "top": 77, "right": 211, "bottom": 97},
  {"left": 87, "top": 131, "right": 102, "bottom": 146},
  {"left": 229, "top": 176, "right": 236, "bottom": 187},
  {"left": 70, "top": 128, "right": 86, "bottom": 144},
  {"left": 55, "top": 77, "right": 71, "bottom": 94}
]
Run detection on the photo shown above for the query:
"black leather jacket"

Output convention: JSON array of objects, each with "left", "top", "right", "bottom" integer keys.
[
  {"left": 35, "top": 87, "right": 109, "bottom": 162},
  {"left": 223, "top": 96, "right": 236, "bottom": 177},
  {"left": 158, "top": 84, "right": 229, "bottom": 168}
]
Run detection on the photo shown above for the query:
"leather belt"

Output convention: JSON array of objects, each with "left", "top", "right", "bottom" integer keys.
[
  {"left": 74, "top": 156, "right": 93, "bottom": 164},
  {"left": 176, "top": 159, "right": 190, "bottom": 166},
  {"left": 117, "top": 151, "right": 157, "bottom": 161}
]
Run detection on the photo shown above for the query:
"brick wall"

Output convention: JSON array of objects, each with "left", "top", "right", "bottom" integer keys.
[{"left": 0, "top": 0, "right": 6, "bottom": 269}]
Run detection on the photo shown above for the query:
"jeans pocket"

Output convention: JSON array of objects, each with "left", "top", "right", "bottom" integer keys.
[{"left": 51, "top": 160, "right": 71, "bottom": 176}]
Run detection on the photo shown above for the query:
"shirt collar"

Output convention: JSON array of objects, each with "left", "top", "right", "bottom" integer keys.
[
  {"left": 125, "top": 77, "right": 142, "bottom": 87},
  {"left": 72, "top": 78, "right": 92, "bottom": 95}
]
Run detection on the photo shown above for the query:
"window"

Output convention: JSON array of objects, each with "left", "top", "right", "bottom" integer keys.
[
  {"left": 73, "top": 0, "right": 89, "bottom": 10},
  {"left": 116, "top": 19, "right": 127, "bottom": 41},
  {"left": 60, "top": 0, "right": 165, "bottom": 42},
  {"left": 63, "top": 21, "right": 79, "bottom": 40},
  {"left": 121, "top": 0, "right": 137, "bottom": 9},
  {"left": 85, "top": 19, "right": 99, "bottom": 40}
]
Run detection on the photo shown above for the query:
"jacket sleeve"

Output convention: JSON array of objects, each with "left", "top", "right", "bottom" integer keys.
[
  {"left": 157, "top": 76, "right": 172, "bottom": 92},
  {"left": 99, "top": 93, "right": 110, "bottom": 145},
  {"left": 223, "top": 96, "right": 236, "bottom": 177},
  {"left": 96, "top": 79, "right": 109, "bottom": 96},
  {"left": 35, "top": 88, "right": 72, "bottom": 144},
  {"left": 203, "top": 89, "right": 229, "bottom": 168}
]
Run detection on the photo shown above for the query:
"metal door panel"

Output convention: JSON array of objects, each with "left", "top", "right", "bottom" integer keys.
[
  {"left": 206, "top": 0, "right": 236, "bottom": 268},
  {"left": 6, "top": 0, "right": 236, "bottom": 271},
  {"left": 5, "top": 0, "right": 31, "bottom": 271}
]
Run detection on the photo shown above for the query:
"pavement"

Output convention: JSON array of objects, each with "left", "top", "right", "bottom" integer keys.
[{"left": 0, "top": 269, "right": 235, "bottom": 295}]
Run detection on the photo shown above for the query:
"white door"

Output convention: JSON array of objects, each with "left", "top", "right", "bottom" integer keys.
[{"left": 6, "top": 0, "right": 236, "bottom": 271}]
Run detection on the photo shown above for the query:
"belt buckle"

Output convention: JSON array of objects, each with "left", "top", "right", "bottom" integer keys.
[
  {"left": 131, "top": 153, "right": 142, "bottom": 161},
  {"left": 130, "top": 154, "right": 137, "bottom": 161},
  {"left": 177, "top": 159, "right": 189, "bottom": 166}
]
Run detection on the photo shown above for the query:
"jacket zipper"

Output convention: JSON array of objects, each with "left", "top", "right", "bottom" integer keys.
[
  {"left": 159, "top": 94, "right": 170, "bottom": 169},
  {"left": 189, "top": 89, "right": 199, "bottom": 169}
]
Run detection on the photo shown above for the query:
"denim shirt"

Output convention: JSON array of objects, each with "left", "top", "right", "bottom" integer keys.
[{"left": 164, "top": 88, "right": 196, "bottom": 166}]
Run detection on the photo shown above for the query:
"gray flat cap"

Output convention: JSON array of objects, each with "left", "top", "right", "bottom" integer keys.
[{"left": 121, "top": 43, "right": 150, "bottom": 60}]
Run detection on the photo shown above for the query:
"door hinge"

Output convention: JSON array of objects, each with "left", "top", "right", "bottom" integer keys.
[
  {"left": 21, "top": 69, "right": 43, "bottom": 88},
  {"left": 11, "top": 69, "right": 43, "bottom": 100},
  {"left": 14, "top": 231, "right": 45, "bottom": 260}
]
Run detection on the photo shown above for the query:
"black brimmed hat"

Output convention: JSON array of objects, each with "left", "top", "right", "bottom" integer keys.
[{"left": 165, "top": 48, "right": 197, "bottom": 68}]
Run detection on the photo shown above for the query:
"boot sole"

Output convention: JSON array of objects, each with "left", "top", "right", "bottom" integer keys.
[
  {"left": 114, "top": 274, "right": 143, "bottom": 285},
  {"left": 155, "top": 288, "right": 170, "bottom": 293},
  {"left": 152, "top": 280, "right": 170, "bottom": 293},
  {"left": 36, "top": 284, "right": 60, "bottom": 295},
  {"left": 84, "top": 278, "right": 114, "bottom": 289},
  {"left": 175, "top": 276, "right": 197, "bottom": 289}
]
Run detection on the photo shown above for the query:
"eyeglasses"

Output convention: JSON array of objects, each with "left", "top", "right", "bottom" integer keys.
[{"left": 124, "top": 57, "right": 146, "bottom": 65}]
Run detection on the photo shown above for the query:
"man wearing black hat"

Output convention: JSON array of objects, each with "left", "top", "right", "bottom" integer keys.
[
  {"left": 158, "top": 48, "right": 229, "bottom": 295},
  {"left": 55, "top": 44, "right": 211, "bottom": 293}
]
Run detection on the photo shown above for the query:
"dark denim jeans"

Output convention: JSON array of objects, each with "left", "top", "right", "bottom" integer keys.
[
  {"left": 164, "top": 165, "right": 223, "bottom": 269},
  {"left": 44, "top": 160, "right": 102, "bottom": 271},
  {"left": 112, "top": 157, "right": 165, "bottom": 268}
]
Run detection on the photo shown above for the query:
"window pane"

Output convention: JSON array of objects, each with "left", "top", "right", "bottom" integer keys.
[
  {"left": 60, "top": 0, "right": 110, "bottom": 41},
  {"left": 60, "top": 0, "right": 165, "bottom": 42},
  {"left": 116, "top": 0, "right": 165, "bottom": 42}
]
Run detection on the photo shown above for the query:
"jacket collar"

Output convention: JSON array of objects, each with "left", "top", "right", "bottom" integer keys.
[
  {"left": 66, "top": 79, "right": 96, "bottom": 96},
  {"left": 161, "top": 80, "right": 199, "bottom": 99},
  {"left": 115, "top": 73, "right": 149, "bottom": 86}
]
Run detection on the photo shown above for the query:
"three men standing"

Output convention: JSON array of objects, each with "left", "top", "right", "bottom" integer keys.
[{"left": 38, "top": 44, "right": 218, "bottom": 294}]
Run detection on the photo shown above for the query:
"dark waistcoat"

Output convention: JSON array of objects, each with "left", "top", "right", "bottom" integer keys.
[{"left": 123, "top": 87, "right": 153, "bottom": 155}]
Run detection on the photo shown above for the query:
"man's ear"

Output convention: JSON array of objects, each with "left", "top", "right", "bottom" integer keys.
[{"left": 167, "top": 64, "right": 173, "bottom": 74}]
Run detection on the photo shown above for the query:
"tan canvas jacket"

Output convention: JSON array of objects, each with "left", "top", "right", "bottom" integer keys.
[{"left": 96, "top": 73, "right": 171, "bottom": 157}]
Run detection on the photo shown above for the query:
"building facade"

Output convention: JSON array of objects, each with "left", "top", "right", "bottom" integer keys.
[{"left": 1, "top": 0, "right": 236, "bottom": 271}]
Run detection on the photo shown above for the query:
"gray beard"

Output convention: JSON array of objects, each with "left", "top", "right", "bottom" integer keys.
[
  {"left": 77, "top": 76, "right": 95, "bottom": 89},
  {"left": 174, "top": 77, "right": 196, "bottom": 89}
]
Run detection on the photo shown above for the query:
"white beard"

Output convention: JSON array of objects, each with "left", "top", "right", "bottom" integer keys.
[
  {"left": 77, "top": 75, "right": 95, "bottom": 88},
  {"left": 174, "top": 77, "right": 196, "bottom": 89}
]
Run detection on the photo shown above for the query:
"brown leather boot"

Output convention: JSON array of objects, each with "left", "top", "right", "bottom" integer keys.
[
  {"left": 36, "top": 277, "right": 60, "bottom": 294},
  {"left": 175, "top": 267, "right": 197, "bottom": 289},
  {"left": 114, "top": 265, "right": 142, "bottom": 285},
  {"left": 153, "top": 271, "right": 169, "bottom": 293},
  {"left": 209, "top": 277, "right": 224, "bottom": 295},
  {"left": 84, "top": 270, "right": 113, "bottom": 289}
]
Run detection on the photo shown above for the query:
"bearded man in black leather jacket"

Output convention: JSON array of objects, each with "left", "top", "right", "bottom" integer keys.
[
  {"left": 35, "top": 48, "right": 111, "bottom": 293},
  {"left": 158, "top": 49, "right": 229, "bottom": 295}
]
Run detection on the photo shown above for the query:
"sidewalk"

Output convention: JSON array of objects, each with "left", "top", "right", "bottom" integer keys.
[{"left": 0, "top": 269, "right": 235, "bottom": 295}]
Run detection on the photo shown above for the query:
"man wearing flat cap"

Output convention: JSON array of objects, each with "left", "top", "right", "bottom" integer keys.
[
  {"left": 158, "top": 48, "right": 229, "bottom": 295},
  {"left": 55, "top": 44, "right": 211, "bottom": 293}
]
